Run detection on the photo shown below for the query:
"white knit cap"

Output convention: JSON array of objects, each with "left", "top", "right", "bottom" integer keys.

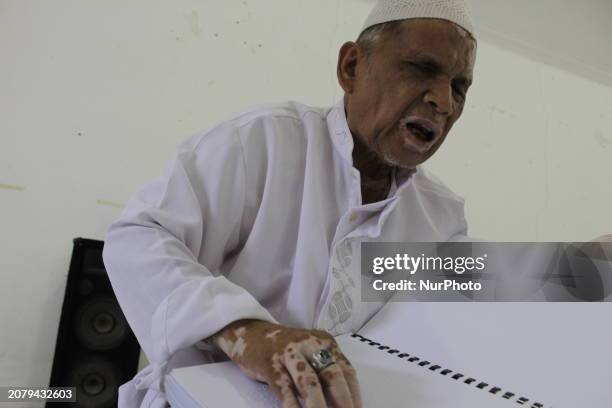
[{"left": 361, "top": 0, "right": 475, "bottom": 40}]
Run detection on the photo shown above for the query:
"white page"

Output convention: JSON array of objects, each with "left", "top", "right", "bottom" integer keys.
[
  {"left": 359, "top": 301, "right": 612, "bottom": 408},
  {"left": 335, "top": 335, "right": 514, "bottom": 407},
  {"left": 166, "top": 334, "right": 514, "bottom": 408},
  {"left": 167, "top": 361, "right": 283, "bottom": 408}
]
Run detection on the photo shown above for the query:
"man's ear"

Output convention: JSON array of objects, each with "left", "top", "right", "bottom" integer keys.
[{"left": 337, "top": 41, "right": 363, "bottom": 94}]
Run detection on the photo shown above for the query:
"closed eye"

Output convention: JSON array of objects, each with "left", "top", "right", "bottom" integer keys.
[
  {"left": 452, "top": 78, "right": 470, "bottom": 98},
  {"left": 406, "top": 61, "right": 439, "bottom": 76}
]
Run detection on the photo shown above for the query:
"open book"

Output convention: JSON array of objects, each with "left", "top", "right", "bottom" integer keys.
[{"left": 165, "top": 302, "right": 612, "bottom": 407}]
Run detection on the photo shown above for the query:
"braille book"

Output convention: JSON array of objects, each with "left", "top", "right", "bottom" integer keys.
[
  {"left": 357, "top": 301, "right": 612, "bottom": 408},
  {"left": 164, "top": 301, "right": 612, "bottom": 408},
  {"left": 165, "top": 331, "right": 518, "bottom": 408}
]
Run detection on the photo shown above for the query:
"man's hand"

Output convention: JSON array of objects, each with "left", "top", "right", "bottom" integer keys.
[{"left": 210, "top": 319, "right": 362, "bottom": 408}]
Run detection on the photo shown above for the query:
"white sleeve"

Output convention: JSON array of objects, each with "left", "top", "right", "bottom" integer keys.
[{"left": 102, "top": 125, "right": 277, "bottom": 367}]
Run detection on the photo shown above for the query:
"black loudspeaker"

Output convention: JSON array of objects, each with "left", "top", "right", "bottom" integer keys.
[{"left": 47, "top": 238, "right": 140, "bottom": 408}]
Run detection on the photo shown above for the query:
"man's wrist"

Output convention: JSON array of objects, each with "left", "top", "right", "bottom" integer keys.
[{"left": 207, "top": 319, "right": 264, "bottom": 349}]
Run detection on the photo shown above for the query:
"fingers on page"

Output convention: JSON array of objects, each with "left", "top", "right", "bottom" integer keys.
[{"left": 283, "top": 349, "right": 327, "bottom": 408}]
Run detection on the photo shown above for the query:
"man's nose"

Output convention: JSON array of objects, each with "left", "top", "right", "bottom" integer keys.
[{"left": 423, "top": 80, "right": 453, "bottom": 116}]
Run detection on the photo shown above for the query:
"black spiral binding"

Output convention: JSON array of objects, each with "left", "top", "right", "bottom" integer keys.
[{"left": 350, "top": 333, "right": 545, "bottom": 408}]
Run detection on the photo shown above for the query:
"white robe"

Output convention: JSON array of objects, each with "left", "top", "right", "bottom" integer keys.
[{"left": 102, "top": 99, "right": 468, "bottom": 407}]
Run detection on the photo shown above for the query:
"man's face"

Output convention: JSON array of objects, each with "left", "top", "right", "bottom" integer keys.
[{"left": 340, "top": 18, "right": 476, "bottom": 168}]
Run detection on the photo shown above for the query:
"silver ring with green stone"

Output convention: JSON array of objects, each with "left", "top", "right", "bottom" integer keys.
[{"left": 310, "top": 349, "right": 336, "bottom": 371}]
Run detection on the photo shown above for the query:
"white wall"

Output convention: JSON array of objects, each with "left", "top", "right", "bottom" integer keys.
[
  {"left": 428, "top": 41, "right": 612, "bottom": 241},
  {"left": 1, "top": 0, "right": 611, "bottom": 402},
  {"left": 470, "top": 0, "right": 612, "bottom": 87}
]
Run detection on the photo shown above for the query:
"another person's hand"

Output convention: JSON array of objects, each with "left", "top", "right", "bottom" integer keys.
[{"left": 210, "top": 319, "right": 362, "bottom": 408}]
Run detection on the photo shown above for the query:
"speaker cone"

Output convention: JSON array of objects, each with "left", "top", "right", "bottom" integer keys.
[
  {"left": 74, "top": 298, "right": 129, "bottom": 351},
  {"left": 66, "top": 357, "right": 120, "bottom": 408}
]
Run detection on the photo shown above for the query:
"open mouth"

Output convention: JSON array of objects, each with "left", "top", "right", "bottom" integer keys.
[
  {"left": 400, "top": 117, "right": 442, "bottom": 153},
  {"left": 406, "top": 122, "right": 436, "bottom": 142}
]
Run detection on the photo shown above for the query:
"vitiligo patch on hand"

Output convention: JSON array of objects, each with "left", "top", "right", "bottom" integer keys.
[
  {"left": 265, "top": 329, "right": 282, "bottom": 340},
  {"left": 231, "top": 337, "right": 247, "bottom": 358}
]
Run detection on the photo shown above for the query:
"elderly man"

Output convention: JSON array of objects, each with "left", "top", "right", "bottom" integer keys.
[{"left": 103, "top": 0, "right": 477, "bottom": 407}]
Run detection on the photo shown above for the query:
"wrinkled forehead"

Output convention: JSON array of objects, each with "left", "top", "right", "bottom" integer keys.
[{"left": 393, "top": 18, "right": 477, "bottom": 69}]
